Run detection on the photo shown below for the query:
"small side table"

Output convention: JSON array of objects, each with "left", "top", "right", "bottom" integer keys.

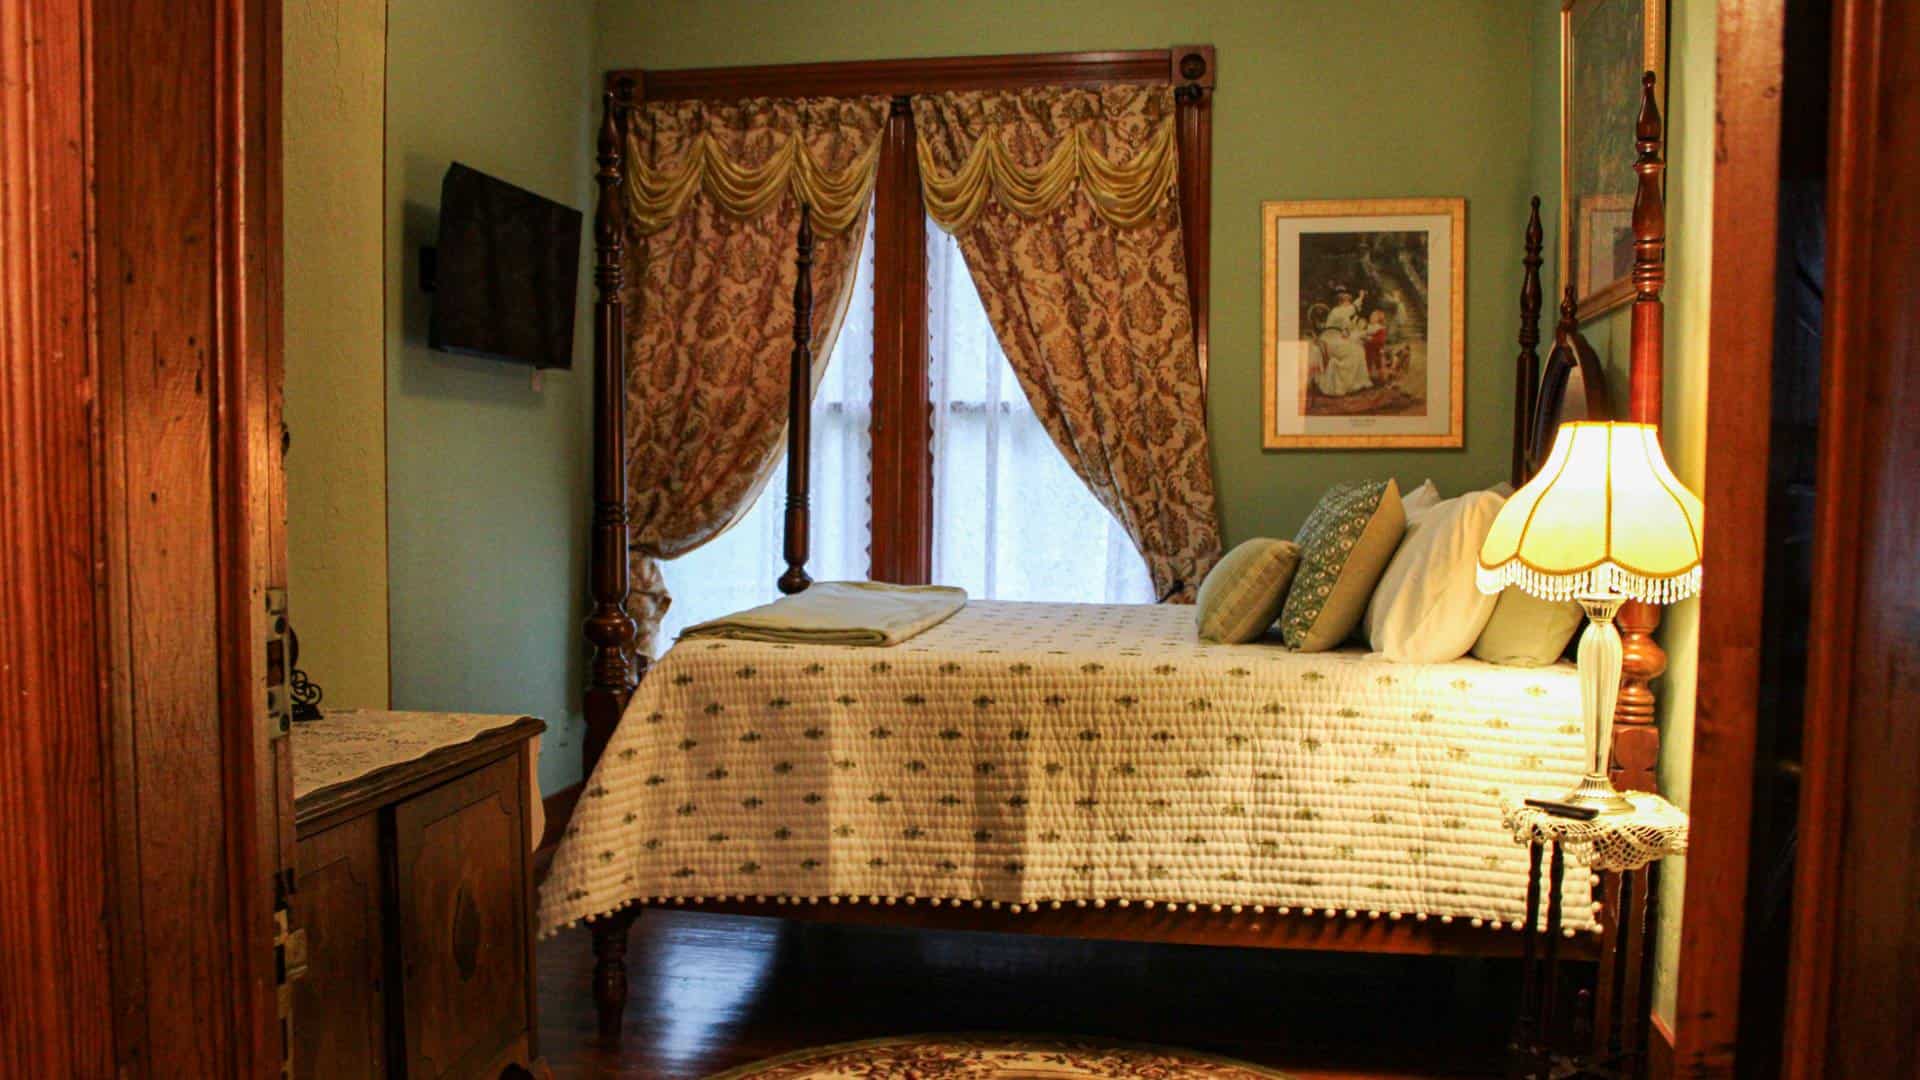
[{"left": 1500, "top": 791, "right": 1689, "bottom": 1079}]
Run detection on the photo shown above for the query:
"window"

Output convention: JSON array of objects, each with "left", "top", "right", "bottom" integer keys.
[
  {"left": 655, "top": 220, "right": 877, "bottom": 645},
  {"left": 658, "top": 214, "right": 1152, "bottom": 642},
  {"left": 646, "top": 54, "right": 1213, "bottom": 641},
  {"left": 926, "top": 222, "right": 1155, "bottom": 603}
]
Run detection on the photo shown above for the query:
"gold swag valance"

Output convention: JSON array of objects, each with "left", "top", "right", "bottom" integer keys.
[
  {"left": 623, "top": 96, "right": 889, "bottom": 236},
  {"left": 913, "top": 85, "right": 1180, "bottom": 234},
  {"left": 622, "top": 90, "right": 1179, "bottom": 238}
]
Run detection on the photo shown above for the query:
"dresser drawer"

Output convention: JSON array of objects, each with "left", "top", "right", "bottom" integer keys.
[{"left": 392, "top": 753, "right": 535, "bottom": 1078}]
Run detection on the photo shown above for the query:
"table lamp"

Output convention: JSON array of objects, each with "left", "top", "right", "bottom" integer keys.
[{"left": 1477, "top": 421, "right": 1703, "bottom": 814}]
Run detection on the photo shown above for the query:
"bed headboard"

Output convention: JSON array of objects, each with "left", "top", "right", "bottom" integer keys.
[{"left": 581, "top": 70, "right": 1672, "bottom": 794}]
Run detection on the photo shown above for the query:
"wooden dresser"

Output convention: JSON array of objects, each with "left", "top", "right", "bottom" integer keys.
[{"left": 290, "top": 710, "right": 546, "bottom": 1078}]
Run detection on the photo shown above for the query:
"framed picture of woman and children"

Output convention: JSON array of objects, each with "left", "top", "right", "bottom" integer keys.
[{"left": 1261, "top": 198, "right": 1465, "bottom": 449}]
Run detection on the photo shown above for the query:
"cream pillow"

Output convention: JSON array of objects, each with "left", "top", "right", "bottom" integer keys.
[
  {"left": 1472, "top": 588, "right": 1584, "bottom": 666},
  {"left": 1402, "top": 478, "right": 1442, "bottom": 521},
  {"left": 1194, "top": 538, "right": 1302, "bottom": 643},
  {"left": 1363, "top": 490, "right": 1506, "bottom": 663},
  {"left": 1278, "top": 478, "right": 1406, "bottom": 652}
]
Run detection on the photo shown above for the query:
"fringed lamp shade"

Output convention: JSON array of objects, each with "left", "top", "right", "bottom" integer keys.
[{"left": 1478, "top": 422, "right": 1704, "bottom": 605}]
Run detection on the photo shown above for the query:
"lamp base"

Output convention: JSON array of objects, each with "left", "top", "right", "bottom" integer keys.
[{"left": 1557, "top": 772, "right": 1636, "bottom": 816}]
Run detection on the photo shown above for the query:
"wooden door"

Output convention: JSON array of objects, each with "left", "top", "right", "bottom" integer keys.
[{"left": 1, "top": 0, "right": 294, "bottom": 1073}]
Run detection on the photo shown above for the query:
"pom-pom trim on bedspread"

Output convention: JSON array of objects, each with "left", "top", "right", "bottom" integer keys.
[{"left": 554, "top": 890, "right": 1597, "bottom": 940}]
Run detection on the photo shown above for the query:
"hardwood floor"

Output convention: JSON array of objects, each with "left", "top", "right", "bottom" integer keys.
[{"left": 537, "top": 910, "right": 1515, "bottom": 1078}]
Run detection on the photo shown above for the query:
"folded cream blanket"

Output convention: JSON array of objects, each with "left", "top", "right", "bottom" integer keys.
[{"left": 678, "top": 581, "right": 967, "bottom": 646}]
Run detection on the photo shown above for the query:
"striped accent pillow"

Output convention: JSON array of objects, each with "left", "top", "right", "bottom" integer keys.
[{"left": 1194, "top": 539, "right": 1302, "bottom": 643}]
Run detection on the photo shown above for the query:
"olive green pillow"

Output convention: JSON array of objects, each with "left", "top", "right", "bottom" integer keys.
[
  {"left": 1195, "top": 538, "right": 1302, "bottom": 643},
  {"left": 1471, "top": 587, "right": 1585, "bottom": 666},
  {"left": 1278, "top": 478, "right": 1407, "bottom": 652}
]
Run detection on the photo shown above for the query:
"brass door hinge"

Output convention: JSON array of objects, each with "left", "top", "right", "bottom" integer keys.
[
  {"left": 273, "top": 901, "right": 308, "bottom": 1077},
  {"left": 265, "top": 589, "right": 292, "bottom": 739}
]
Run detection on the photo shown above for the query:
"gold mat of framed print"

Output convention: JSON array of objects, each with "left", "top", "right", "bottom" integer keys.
[{"left": 1261, "top": 197, "right": 1465, "bottom": 450}]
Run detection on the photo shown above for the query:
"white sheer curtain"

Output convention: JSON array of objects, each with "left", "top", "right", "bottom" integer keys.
[
  {"left": 655, "top": 217, "right": 876, "bottom": 647},
  {"left": 927, "top": 218, "right": 1155, "bottom": 604}
]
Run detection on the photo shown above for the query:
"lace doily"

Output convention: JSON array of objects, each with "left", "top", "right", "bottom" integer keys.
[{"left": 1500, "top": 790, "right": 1689, "bottom": 872}]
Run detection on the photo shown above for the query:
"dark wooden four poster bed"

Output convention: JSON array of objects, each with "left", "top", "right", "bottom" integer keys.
[{"left": 559, "top": 51, "right": 1676, "bottom": 1059}]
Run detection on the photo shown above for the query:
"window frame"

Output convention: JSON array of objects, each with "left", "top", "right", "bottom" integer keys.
[{"left": 611, "top": 48, "right": 1215, "bottom": 584}]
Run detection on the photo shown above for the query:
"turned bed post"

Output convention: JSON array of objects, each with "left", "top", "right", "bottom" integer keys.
[
  {"left": 778, "top": 203, "right": 815, "bottom": 595},
  {"left": 1590, "top": 75, "right": 1667, "bottom": 1067},
  {"left": 1614, "top": 72, "right": 1666, "bottom": 797},
  {"left": 1513, "top": 197, "right": 1545, "bottom": 485},
  {"left": 586, "top": 80, "right": 642, "bottom": 1043}
]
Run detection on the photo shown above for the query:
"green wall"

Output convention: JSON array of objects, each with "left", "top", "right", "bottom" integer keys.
[
  {"left": 1527, "top": 0, "right": 1713, "bottom": 1025},
  {"left": 385, "top": 0, "right": 598, "bottom": 791},
  {"left": 284, "top": 0, "right": 390, "bottom": 710},
  {"left": 597, "top": 0, "right": 1541, "bottom": 543}
]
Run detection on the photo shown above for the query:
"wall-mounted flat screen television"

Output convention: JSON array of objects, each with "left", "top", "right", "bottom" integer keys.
[{"left": 427, "top": 162, "right": 582, "bottom": 370}]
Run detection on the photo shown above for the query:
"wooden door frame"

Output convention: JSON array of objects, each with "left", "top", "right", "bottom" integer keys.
[
  {"left": 1668, "top": 0, "right": 1787, "bottom": 1074},
  {"left": 1681, "top": 0, "right": 1920, "bottom": 1074},
  {"left": 1, "top": 0, "right": 289, "bottom": 1072},
  {"left": 1782, "top": 0, "right": 1920, "bottom": 1072},
  {"left": 0, "top": 1, "right": 117, "bottom": 1072}
]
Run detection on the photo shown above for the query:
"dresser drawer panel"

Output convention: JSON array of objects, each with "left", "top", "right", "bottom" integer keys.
[
  {"left": 292, "top": 814, "right": 387, "bottom": 1079},
  {"left": 392, "top": 753, "right": 531, "bottom": 1079}
]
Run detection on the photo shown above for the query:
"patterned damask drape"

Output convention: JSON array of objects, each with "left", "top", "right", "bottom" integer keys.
[
  {"left": 913, "top": 85, "right": 1223, "bottom": 600},
  {"left": 622, "top": 95, "right": 889, "bottom": 658}
]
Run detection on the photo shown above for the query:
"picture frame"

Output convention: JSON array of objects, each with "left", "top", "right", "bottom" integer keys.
[
  {"left": 1561, "top": 0, "right": 1666, "bottom": 321},
  {"left": 1261, "top": 198, "right": 1466, "bottom": 450}
]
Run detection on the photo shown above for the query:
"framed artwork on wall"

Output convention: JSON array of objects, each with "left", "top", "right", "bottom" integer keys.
[
  {"left": 1561, "top": 0, "right": 1666, "bottom": 321},
  {"left": 1261, "top": 198, "right": 1465, "bottom": 450}
]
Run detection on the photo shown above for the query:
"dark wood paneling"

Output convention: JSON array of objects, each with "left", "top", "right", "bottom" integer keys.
[
  {"left": 294, "top": 815, "right": 387, "bottom": 1078},
  {"left": 1784, "top": 0, "right": 1920, "bottom": 1074},
  {"left": 1672, "top": 1, "right": 1786, "bottom": 1074},
  {"left": 0, "top": 0, "right": 116, "bottom": 1073},
  {"left": 395, "top": 755, "right": 535, "bottom": 1079},
  {"left": 621, "top": 49, "right": 1180, "bottom": 101}
]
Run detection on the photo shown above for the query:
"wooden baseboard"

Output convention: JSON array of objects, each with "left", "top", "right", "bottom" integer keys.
[
  {"left": 533, "top": 781, "right": 582, "bottom": 885},
  {"left": 1648, "top": 1012, "right": 1675, "bottom": 1080}
]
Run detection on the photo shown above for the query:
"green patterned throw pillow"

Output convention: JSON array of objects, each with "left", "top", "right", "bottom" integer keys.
[
  {"left": 1194, "top": 538, "right": 1301, "bottom": 643},
  {"left": 1279, "top": 478, "right": 1407, "bottom": 651}
]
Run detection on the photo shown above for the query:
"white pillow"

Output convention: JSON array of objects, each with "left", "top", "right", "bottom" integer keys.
[
  {"left": 1401, "top": 478, "right": 1442, "bottom": 521},
  {"left": 1363, "top": 490, "right": 1506, "bottom": 663}
]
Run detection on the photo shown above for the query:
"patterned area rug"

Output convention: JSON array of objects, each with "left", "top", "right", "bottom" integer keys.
[{"left": 706, "top": 1033, "right": 1296, "bottom": 1078}]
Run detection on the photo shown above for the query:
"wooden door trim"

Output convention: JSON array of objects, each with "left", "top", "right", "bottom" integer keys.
[
  {"left": 1669, "top": 0, "right": 1786, "bottom": 1072},
  {"left": 0, "top": 0, "right": 117, "bottom": 1073},
  {"left": 1783, "top": 0, "right": 1920, "bottom": 1072},
  {"left": 214, "top": 0, "right": 289, "bottom": 1070}
]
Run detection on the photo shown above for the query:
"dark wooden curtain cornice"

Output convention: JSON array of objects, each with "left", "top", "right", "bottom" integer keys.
[
  {"left": 602, "top": 47, "right": 1216, "bottom": 589},
  {"left": 607, "top": 47, "right": 1214, "bottom": 101}
]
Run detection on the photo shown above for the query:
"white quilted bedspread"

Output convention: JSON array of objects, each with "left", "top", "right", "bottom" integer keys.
[{"left": 539, "top": 601, "right": 1594, "bottom": 936}]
